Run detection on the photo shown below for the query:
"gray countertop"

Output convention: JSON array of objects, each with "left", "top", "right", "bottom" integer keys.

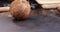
[{"left": 0, "top": 12, "right": 60, "bottom": 32}]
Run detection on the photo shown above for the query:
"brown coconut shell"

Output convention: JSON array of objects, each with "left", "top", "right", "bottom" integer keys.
[{"left": 9, "top": 0, "right": 31, "bottom": 20}]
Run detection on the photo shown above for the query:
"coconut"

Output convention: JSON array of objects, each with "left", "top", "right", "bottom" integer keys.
[{"left": 9, "top": 0, "right": 31, "bottom": 20}]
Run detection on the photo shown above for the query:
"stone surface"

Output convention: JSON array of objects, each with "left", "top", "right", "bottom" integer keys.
[{"left": 0, "top": 12, "right": 60, "bottom": 32}]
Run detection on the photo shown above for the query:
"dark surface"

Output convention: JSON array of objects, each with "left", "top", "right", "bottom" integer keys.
[
  {"left": 0, "top": 14, "right": 60, "bottom": 32},
  {"left": 0, "top": 0, "right": 13, "bottom": 7}
]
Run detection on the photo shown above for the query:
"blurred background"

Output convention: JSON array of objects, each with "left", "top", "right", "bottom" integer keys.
[{"left": 0, "top": 0, "right": 60, "bottom": 32}]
